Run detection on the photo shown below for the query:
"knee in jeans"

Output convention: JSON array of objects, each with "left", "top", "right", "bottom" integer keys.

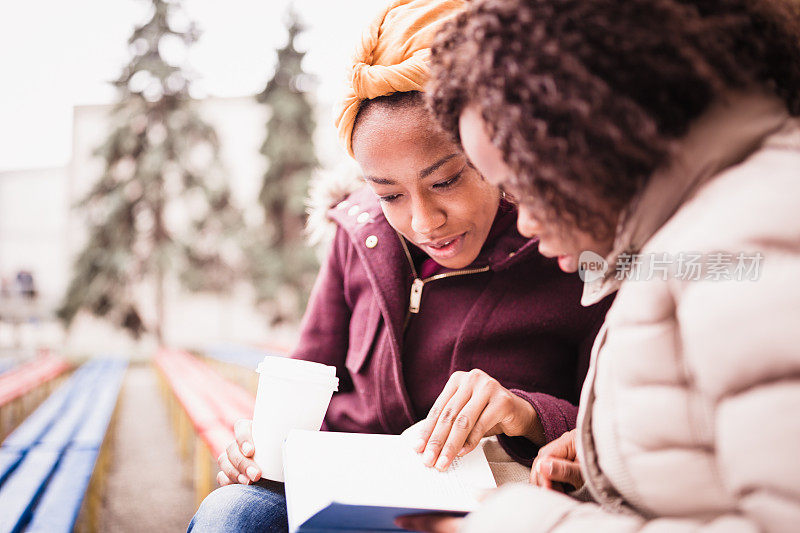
[
  {"left": 188, "top": 484, "right": 287, "bottom": 533},
  {"left": 195, "top": 484, "right": 251, "bottom": 518}
]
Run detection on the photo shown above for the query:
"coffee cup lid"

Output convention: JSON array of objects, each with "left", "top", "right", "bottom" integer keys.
[{"left": 257, "top": 355, "right": 338, "bottom": 390}]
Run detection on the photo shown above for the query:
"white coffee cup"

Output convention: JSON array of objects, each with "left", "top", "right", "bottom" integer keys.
[{"left": 251, "top": 356, "right": 339, "bottom": 481}]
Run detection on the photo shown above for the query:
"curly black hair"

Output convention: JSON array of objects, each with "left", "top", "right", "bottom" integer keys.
[{"left": 427, "top": 0, "right": 800, "bottom": 237}]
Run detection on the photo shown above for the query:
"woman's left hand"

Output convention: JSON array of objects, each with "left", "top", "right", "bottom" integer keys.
[
  {"left": 395, "top": 514, "right": 463, "bottom": 533},
  {"left": 530, "top": 429, "right": 583, "bottom": 492},
  {"left": 413, "top": 369, "right": 544, "bottom": 471}
]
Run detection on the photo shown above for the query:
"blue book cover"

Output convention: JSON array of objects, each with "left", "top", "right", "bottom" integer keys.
[{"left": 298, "top": 502, "right": 466, "bottom": 532}]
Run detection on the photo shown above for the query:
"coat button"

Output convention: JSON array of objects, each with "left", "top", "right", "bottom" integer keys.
[
  {"left": 357, "top": 212, "right": 370, "bottom": 224},
  {"left": 347, "top": 205, "right": 360, "bottom": 217},
  {"left": 365, "top": 235, "right": 378, "bottom": 248}
]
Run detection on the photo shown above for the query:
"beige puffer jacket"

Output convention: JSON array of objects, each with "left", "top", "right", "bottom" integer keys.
[{"left": 462, "top": 92, "right": 800, "bottom": 532}]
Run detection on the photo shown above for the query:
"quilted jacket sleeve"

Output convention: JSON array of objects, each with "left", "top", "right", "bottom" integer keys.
[{"left": 462, "top": 252, "right": 800, "bottom": 532}]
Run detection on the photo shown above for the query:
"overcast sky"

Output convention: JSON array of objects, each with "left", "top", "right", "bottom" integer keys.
[{"left": 0, "top": 0, "right": 379, "bottom": 171}]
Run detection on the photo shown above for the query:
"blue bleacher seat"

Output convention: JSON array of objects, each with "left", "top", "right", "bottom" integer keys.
[
  {"left": 1, "top": 361, "right": 100, "bottom": 452},
  {"left": 25, "top": 448, "right": 100, "bottom": 533},
  {"left": 72, "top": 366, "right": 126, "bottom": 450},
  {"left": 37, "top": 395, "right": 95, "bottom": 450},
  {"left": 0, "top": 358, "right": 127, "bottom": 533},
  {"left": 0, "top": 448, "right": 61, "bottom": 533},
  {"left": 0, "top": 448, "right": 22, "bottom": 486},
  {"left": 1, "top": 378, "right": 73, "bottom": 451}
]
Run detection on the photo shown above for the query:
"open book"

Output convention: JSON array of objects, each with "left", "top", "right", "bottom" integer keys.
[{"left": 283, "top": 430, "right": 498, "bottom": 532}]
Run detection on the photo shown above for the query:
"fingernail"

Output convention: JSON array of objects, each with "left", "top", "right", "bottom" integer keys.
[
  {"left": 246, "top": 466, "right": 259, "bottom": 481},
  {"left": 242, "top": 442, "right": 253, "bottom": 455},
  {"left": 458, "top": 446, "right": 467, "bottom": 456},
  {"left": 423, "top": 449, "right": 436, "bottom": 466},
  {"left": 542, "top": 460, "right": 553, "bottom": 476},
  {"left": 238, "top": 474, "right": 249, "bottom": 485},
  {"left": 435, "top": 455, "right": 449, "bottom": 471},
  {"left": 414, "top": 439, "right": 426, "bottom": 452}
]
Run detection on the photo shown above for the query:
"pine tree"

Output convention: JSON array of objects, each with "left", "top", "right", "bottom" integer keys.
[
  {"left": 58, "top": 0, "right": 244, "bottom": 342},
  {"left": 249, "top": 11, "right": 319, "bottom": 323}
]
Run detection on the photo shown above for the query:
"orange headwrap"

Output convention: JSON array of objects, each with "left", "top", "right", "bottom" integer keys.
[{"left": 334, "top": 0, "right": 466, "bottom": 157}]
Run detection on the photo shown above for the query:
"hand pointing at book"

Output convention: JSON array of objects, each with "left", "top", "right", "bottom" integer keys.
[{"left": 414, "top": 369, "right": 545, "bottom": 471}]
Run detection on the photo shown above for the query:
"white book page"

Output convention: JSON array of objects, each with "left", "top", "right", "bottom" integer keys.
[{"left": 283, "top": 430, "right": 497, "bottom": 530}]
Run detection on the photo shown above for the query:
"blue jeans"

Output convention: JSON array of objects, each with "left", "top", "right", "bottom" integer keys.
[{"left": 188, "top": 481, "right": 289, "bottom": 532}]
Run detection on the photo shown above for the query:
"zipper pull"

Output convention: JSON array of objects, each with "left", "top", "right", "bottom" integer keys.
[{"left": 409, "top": 278, "right": 424, "bottom": 314}]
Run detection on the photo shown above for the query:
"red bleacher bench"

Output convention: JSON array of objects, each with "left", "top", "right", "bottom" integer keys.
[{"left": 154, "top": 348, "right": 256, "bottom": 503}]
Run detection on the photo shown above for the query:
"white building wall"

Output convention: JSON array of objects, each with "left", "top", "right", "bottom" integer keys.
[
  {"left": 1, "top": 95, "right": 303, "bottom": 358},
  {"left": 0, "top": 166, "right": 71, "bottom": 353},
  {"left": 0, "top": 166, "right": 70, "bottom": 302}
]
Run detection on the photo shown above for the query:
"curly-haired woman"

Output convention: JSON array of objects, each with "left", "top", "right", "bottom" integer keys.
[
  {"left": 187, "top": 1, "right": 612, "bottom": 531},
  {"left": 400, "top": 0, "right": 800, "bottom": 531}
]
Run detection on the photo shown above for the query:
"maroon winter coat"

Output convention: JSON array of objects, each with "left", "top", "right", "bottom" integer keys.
[{"left": 291, "top": 187, "right": 612, "bottom": 462}]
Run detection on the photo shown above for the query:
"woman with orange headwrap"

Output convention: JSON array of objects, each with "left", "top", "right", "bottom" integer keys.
[{"left": 188, "top": 2, "right": 611, "bottom": 531}]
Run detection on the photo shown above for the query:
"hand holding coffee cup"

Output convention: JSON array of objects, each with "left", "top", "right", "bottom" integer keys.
[
  {"left": 250, "top": 356, "right": 339, "bottom": 482},
  {"left": 217, "top": 419, "right": 260, "bottom": 486}
]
